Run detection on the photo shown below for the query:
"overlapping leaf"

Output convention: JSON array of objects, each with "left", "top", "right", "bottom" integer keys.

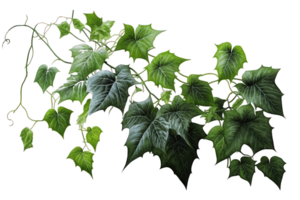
[
  {"left": 157, "top": 95, "right": 203, "bottom": 145},
  {"left": 214, "top": 42, "right": 247, "bottom": 82},
  {"left": 201, "top": 98, "right": 226, "bottom": 123},
  {"left": 153, "top": 124, "right": 206, "bottom": 188},
  {"left": 54, "top": 73, "right": 88, "bottom": 104},
  {"left": 84, "top": 12, "right": 115, "bottom": 41},
  {"left": 87, "top": 65, "right": 138, "bottom": 115},
  {"left": 20, "top": 127, "right": 33, "bottom": 151},
  {"left": 43, "top": 106, "right": 73, "bottom": 138},
  {"left": 223, "top": 104, "right": 274, "bottom": 157},
  {"left": 77, "top": 99, "right": 91, "bottom": 125},
  {"left": 69, "top": 46, "right": 108, "bottom": 77},
  {"left": 145, "top": 51, "right": 189, "bottom": 90},
  {"left": 181, "top": 75, "right": 215, "bottom": 106},
  {"left": 34, "top": 64, "right": 59, "bottom": 93},
  {"left": 235, "top": 66, "right": 284, "bottom": 116},
  {"left": 115, "top": 24, "right": 164, "bottom": 62},
  {"left": 123, "top": 96, "right": 169, "bottom": 168},
  {"left": 67, "top": 147, "right": 94, "bottom": 177},
  {"left": 232, "top": 98, "right": 244, "bottom": 110},
  {"left": 161, "top": 90, "right": 172, "bottom": 104},
  {"left": 205, "top": 126, "right": 228, "bottom": 164},
  {"left": 69, "top": 44, "right": 93, "bottom": 58}
]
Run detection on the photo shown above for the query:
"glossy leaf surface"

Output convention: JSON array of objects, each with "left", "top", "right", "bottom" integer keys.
[
  {"left": 214, "top": 42, "right": 247, "bottom": 82},
  {"left": 67, "top": 147, "right": 94, "bottom": 177},
  {"left": 86, "top": 126, "right": 102, "bottom": 151},
  {"left": 54, "top": 73, "right": 88, "bottom": 104},
  {"left": 235, "top": 66, "right": 284, "bottom": 116},
  {"left": 69, "top": 47, "right": 108, "bottom": 77},
  {"left": 181, "top": 75, "right": 215, "bottom": 106},
  {"left": 87, "top": 65, "right": 138, "bottom": 115},
  {"left": 43, "top": 107, "right": 73, "bottom": 138},
  {"left": 146, "top": 51, "right": 189, "bottom": 90}
]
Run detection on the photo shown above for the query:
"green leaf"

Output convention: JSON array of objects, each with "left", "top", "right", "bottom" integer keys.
[
  {"left": 235, "top": 66, "right": 284, "bottom": 117},
  {"left": 69, "top": 44, "right": 93, "bottom": 58},
  {"left": 86, "top": 126, "right": 102, "bottom": 151},
  {"left": 203, "top": 125, "right": 242, "bottom": 165},
  {"left": 72, "top": 18, "right": 85, "bottom": 32},
  {"left": 181, "top": 75, "right": 215, "bottom": 106},
  {"left": 124, "top": 96, "right": 169, "bottom": 168},
  {"left": 69, "top": 47, "right": 108, "bottom": 78},
  {"left": 87, "top": 65, "right": 138, "bottom": 115},
  {"left": 231, "top": 98, "right": 245, "bottom": 110},
  {"left": 223, "top": 104, "right": 274, "bottom": 157},
  {"left": 67, "top": 147, "right": 94, "bottom": 178},
  {"left": 145, "top": 51, "right": 189, "bottom": 90},
  {"left": 157, "top": 95, "right": 203, "bottom": 145},
  {"left": 214, "top": 42, "right": 247, "bottom": 82},
  {"left": 56, "top": 21, "right": 70, "bottom": 38},
  {"left": 158, "top": 90, "right": 174, "bottom": 104},
  {"left": 115, "top": 24, "right": 164, "bottom": 62},
  {"left": 43, "top": 106, "right": 73, "bottom": 138},
  {"left": 228, "top": 155, "right": 256, "bottom": 187},
  {"left": 54, "top": 73, "right": 88, "bottom": 104},
  {"left": 153, "top": 123, "right": 206, "bottom": 188},
  {"left": 256, "top": 156, "right": 286, "bottom": 189},
  {"left": 34, "top": 64, "right": 59, "bottom": 93},
  {"left": 20, "top": 127, "right": 33, "bottom": 151},
  {"left": 83, "top": 10, "right": 118, "bottom": 43},
  {"left": 201, "top": 105, "right": 223, "bottom": 123},
  {"left": 130, "top": 86, "right": 143, "bottom": 102},
  {"left": 77, "top": 99, "right": 91, "bottom": 125},
  {"left": 210, "top": 97, "right": 226, "bottom": 121}
]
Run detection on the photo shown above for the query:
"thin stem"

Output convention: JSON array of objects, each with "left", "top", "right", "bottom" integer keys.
[
  {"left": 69, "top": 32, "right": 85, "bottom": 42},
  {"left": 209, "top": 80, "right": 218, "bottom": 84},
  {"left": 80, "top": 125, "right": 91, "bottom": 151},
  {"left": 234, "top": 78, "right": 242, "bottom": 81},
  {"left": 225, "top": 80, "right": 234, "bottom": 92},
  {"left": 21, "top": 104, "right": 42, "bottom": 122},
  {"left": 178, "top": 71, "right": 188, "bottom": 78},
  {"left": 175, "top": 77, "right": 186, "bottom": 84},
  {"left": 31, "top": 121, "right": 37, "bottom": 130},
  {"left": 137, "top": 69, "right": 146, "bottom": 76},
  {"left": 200, "top": 73, "right": 218, "bottom": 77},
  {"left": 240, "top": 151, "right": 253, "bottom": 158}
]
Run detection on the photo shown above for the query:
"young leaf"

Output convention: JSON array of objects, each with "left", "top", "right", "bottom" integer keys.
[
  {"left": 201, "top": 107, "right": 218, "bottom": 123},
  {"left": 86, "top": 126, "right": 102, "bottom": 151},
  {"left": 18, "top": 126, "right": 35, "bottom": 153},
  {"left": 229, "top": 157, "right": 256, "bottom": 185},
  {"left": 232, "top": 98, "right": 244, "bottom": 110},
  {"left": 161, "top": 90, "right": 172, "bottom": 104},
  {"left": 210, "top": 97, "right": 226, "bottom": 121},
  {"left": 77, "top": 99, "right": 91, "bottom": 125},
  {"left": 69, "top": 44, "right": 93, "bottom": 58},
  {"left": 65, "top": 145, "right": 95, "bottom": 179},
  {"left": 56, "top": 21, "right": 70, "bottom": 38},
  {"left": 72, "top": 18, "right": 85, "bottom": 32},
  {"left": 135, "top": 86, "right": 143, "bottom": 93}
]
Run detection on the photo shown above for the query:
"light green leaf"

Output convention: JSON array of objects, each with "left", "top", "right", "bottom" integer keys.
[
  {"left": 232, "top": 98, "right": 244, "bottom": 110},
  {"left": 20, "top": 127, "right": 33, "bottom": 151},
  {"left": 135, "top": 86, "right": 143, "bottom": 93},
  {"left": 161, "top": 90, "right": 172, "bottom": 104},
  {"left": 84, "top": 12, "right": 114, "bottom": 41},
  {"left": 71, "top": 18, "right": 85, "bottom": 34},
  {"left": 201, "top": 107, "right": 218, "bottom": 123},
  {"left": 67, "top": 147, "right": 94, "bottom": 178},
  {"left": 66, "top": 46, "right": 108, "bottom": 78},
  {"left": 55, "top": 20, "right": 72, "bottom": 40},
  {"left": 74, "top": 98, "right": 91, "bottom": 126},
  {"left": 67, "top": 43, "right": 94, "bottom": 58},
  {"left": 86, "top": 126, "right": 102, "bottom": 151}
]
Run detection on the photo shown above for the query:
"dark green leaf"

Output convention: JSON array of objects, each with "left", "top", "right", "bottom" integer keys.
[
  {"left": 77, "top": 99, "right": 91, "bottom": 125},
  {"left": 56, "top": 21, "right": 70, "bottom": 38},
  {"left": 229, "top": 157, "right": 256, "bottom": 185},
  {"left": 69, "top": 44, "right": 93, "bottom": 58},
  {"left": 210, "top": 97, "right": 226, "bottom": 121},
  {"left": 34, "top": 64, "right": 59, "bottom": 93},
  {"left": 161, "top": 90, "right": 172, "bottom": 104},
  {"left": 72, "top": 18, "right": 85, "bottom": 32},
  {"left": 86, "top": 126, "right": 102, "bottom": 151},
  {"left": 20, "top": 127, "right": 33, "bottom": 151},
  {"left": 232, "top": 98, "right": 244, "bottom": 110}
]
